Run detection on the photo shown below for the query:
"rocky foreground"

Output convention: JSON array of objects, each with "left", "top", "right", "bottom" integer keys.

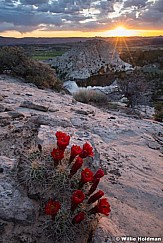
[{"left": 0, "top": 75, "right": 163, "bottom": 243}]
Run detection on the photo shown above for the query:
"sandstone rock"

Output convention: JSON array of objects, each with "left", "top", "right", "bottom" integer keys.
[
  {"left": 0, "top": 156, "right": 15, "bottom": 172},
  {"left": 0, "top": 156, "right": 36, "bottom": 225},
  {"left": 75, "top": 109, "right": 89, "bottom": 115},
  {"left": 108, "top": 116, "right": 116, "bottom": 120},
  {"left": 0, "top": 104, "right": 5, "bottom": 112},
  {"left": 0, "top": 182, "right": 36, "bottom": 225},
  {"left": 52, "top": 39, "right": 133, "bottom": 80},
  {"left": 148, "top": 141, "right": 160, "bottom": 150},
  {"left": 0, "top": 95, "right": 4, "bottom": 101},
  {"left": 72, "top": 98, "right": 77, "bottom": 104},
  {"left": 0, "top": 120, "right": 11, "bottom": 127},
  {"left": 93, "top": 226, "right": 111, "bottom": 243},
  {"left": 20, "top": 101, "right": 48, "bottom": 112},
  {"left": 37, "top": 125, "right": 89, "bottom": 147},
  {"left": 71, "top": 108, "right": 96, "bottom": 116},
  {"left": 93, "top": 217, "right": 122, "bottom": 243},
  {"left": 0, "top": 221, "right": 7, "bottom": 235},
  {"left": 160, "top": 147, "right": 163, "bottom": 154},
  {"left": 37, "top": 125, "right": 77, "bottom": 146},
  {"left": 25, "top": 93, "right": 33, "bottom": 96},
  {"left": 48, "top": 107, "right": 59, "bottom": 112},
  {"left": 120, "top": 97, "right": 128, "bottom": 103},
  {"left": 0, "top": 112, "right": 11, "bottom": 120},
  {"left": 63, "top": 81, "right": 78, "bottom": 93},
  {"left": 29, "top": 114, "right": 72, "bottom": 128},
  {"left": 70, "top": 116, "right": 90, "bottom": 129},
  {"left": 28, "top": 83, "right": 37, "bottom": 88},
  {"left": 5, "top": 106, "right": 15, "bottom": 111},
  {"left": 14, "top": 92, "right": 21, "bottom": 95},
  {"left": 0, "top": 168, "right": 4, "bottom": 173},
  {"left": 8, "top": 111, "right": 25, "bottom": 119}
]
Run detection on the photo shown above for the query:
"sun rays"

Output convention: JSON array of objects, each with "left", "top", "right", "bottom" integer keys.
[
  {"left": 109, "top": 26, "right": 135, "bottom": 65},
  {"left": 104, "top": 26, "right": 138, "bottom": 37}
]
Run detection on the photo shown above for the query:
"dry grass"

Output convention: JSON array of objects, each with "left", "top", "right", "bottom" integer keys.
[{"left": 73, "top": 89, "right": 108, "bottom": 104}]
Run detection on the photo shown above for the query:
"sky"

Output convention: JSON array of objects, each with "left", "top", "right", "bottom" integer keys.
[{"left": 0, "top": 0, "right": 162, "bottom": 37}]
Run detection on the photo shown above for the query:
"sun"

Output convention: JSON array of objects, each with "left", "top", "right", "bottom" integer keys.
[
  {"left": 103, "top": 26, "right": 138, "bottom": 37},
  {"left": 112, "top": 26, "right": 128, "bottom": 37}
]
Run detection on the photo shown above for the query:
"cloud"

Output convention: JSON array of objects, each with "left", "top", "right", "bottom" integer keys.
[
  {"left": 0, "top": 6, "right": 63, "bottom": 27},
  {"left": 20, "top": 0, "right": 49, "bottom": 5},
  {"left": 123, "top": 0, "right": 148, "bottom": 9},
  {"left": 0, "top": 0, "right": 162, "bottom": 34},
  {"left": 153, "top": 0, "right": 163, "bottom": 12}
]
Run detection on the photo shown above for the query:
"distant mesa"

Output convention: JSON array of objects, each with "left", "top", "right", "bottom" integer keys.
[
  {"left": 51, "top": 39, "right": 133, "bottom": 80},
  {"left": 0, "top": 36, "right": 92, "bottom": 46}
]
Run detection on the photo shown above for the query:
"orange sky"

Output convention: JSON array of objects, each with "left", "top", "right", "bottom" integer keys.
[{"left": 1, "top": 28, "right": 163, "bottom": 38}]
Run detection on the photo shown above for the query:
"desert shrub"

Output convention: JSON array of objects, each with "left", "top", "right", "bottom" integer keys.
[
  {"left": 154, "top": 102, "right": 163, "bottom": 122},
  {"left": 117, "top": 72, "right": 149, "bottom": 108},
  {"left": 24, "top": 60, "right": 61, "bottom": 90},
  {"left": 73, "top": 89, "right": 108, "bottom": 104},
  {"left": 0, "top": 46, "right": 26, "bottom": 73},
  {"left": 0, "top": 46, "right": 61, "bottom": 90},
  {"left": 107, "top": 102, "right": 119, "bottom": 110}
]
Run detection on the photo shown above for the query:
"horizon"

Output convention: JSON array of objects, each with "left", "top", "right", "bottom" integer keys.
[
  {"left": 1, "top": 27, "right": 163, "bottom": 38},
  {"left": 0, "top": 30, "right": 163, "bottom": 39},
  {"left": 0, "top": 0, "right": 163, "bottom": 38},
  {"left": 0, "top": 34, "right": 163, "bottom": 39}
]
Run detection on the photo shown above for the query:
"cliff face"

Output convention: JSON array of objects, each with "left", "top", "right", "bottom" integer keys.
[
  {"left": 0, "top": 75, "right": 162, "bottom": 242},
  {"left": 52, "top": 39, "right": 132, "bottom": 80}
]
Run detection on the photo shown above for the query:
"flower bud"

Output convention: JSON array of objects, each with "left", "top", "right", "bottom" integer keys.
[
  {"left": 72, "top": 212, "right": 85, "bottom": 224},
  {"left": 88, "top": 190, "right": 104, "bottom": 204}
]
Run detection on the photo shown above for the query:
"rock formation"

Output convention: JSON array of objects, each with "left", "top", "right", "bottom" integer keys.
[
  {"left": 51, "top": 39, "right": 132, "bottom": 80},
  {"left": 0, "top": 75, "right": 162, "bottom": 242}
]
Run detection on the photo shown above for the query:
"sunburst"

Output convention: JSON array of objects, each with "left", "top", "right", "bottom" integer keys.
[{"left": 104, "top": 26, "right": 138, "bottom": 37}]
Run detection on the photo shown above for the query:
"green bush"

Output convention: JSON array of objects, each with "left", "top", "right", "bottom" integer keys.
[
  {"left": 73, "top": 89, "right": 108, "bottom": 104},
  {"left": 0, "top": 46, "right": 62, "bottom": 90}
]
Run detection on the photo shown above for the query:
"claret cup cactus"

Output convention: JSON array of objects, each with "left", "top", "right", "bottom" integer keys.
[{"left": 17, "top": 131, "right": 111, "bottom": 242}]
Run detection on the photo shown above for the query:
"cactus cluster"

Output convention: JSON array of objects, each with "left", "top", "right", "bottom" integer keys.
[{"left": 17, "top": 131, "right": 111, "bottom": 242}]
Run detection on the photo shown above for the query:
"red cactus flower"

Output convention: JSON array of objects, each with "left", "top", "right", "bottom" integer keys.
[
  {"left": 93, "top": 169, "right": 105, "bottom": 181},
  {"left": 56, "top": 131, "right": 70, "bottom": 150},
  {"left": 88, "top": 190, "right": 104, "bottom": 204},
  {"left": 90, "top": 198, "right": 111, "bottom": 216},
  {"left": 80, "top": 142, "right": 94, "bottom": 159},
  {"left": 56, "top": 131, "right": 69, "bottom": 140},
  {"left": 72, "top": 212, "right": 85, "bottom": 224},
  {"left": 69, "top": 145, "right": 82, "bottom": 163},
  {"left": 80, "top": 168, "right": 93, "bottom": 185},
  {"left": 51, "top": 148, "right": 64, "bottom": 162},
  {"left": 88, "top": 178, "right": 100, "bottom": 195},
  {"left": 70, "top": 157, "right": 83, "bottom": 176},
  {"left": 71, "top": 190, "right": 85, "bottom": 211},
  {"left": 45, "top": 199, "right": 61, "bottom": 219}
]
